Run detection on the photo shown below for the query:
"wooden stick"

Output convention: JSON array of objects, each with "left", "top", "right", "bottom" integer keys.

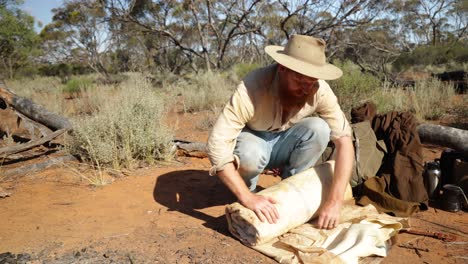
[
  {"left": 0, "top": 129, "right": 67, "bottom": 157},
  {"left": 398, "top": 243, "right": 429, "bottom": 252},
  {"left": 0, "top": 154, "right": 76, "bottom": 178},
  {"left": 403, "top": 228, "right": 457, "bottom": 242}
]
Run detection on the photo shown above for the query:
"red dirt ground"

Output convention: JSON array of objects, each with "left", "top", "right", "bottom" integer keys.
[{"left": 0, "top": 109, "right": 467, "bottom": 263}]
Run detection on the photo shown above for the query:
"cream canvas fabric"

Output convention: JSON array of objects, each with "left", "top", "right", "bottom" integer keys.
[{"left": 225, "top": 161, "right": 409, "bottom": 264}]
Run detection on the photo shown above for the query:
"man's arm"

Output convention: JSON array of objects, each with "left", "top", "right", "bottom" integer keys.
[
  {"left": 316, "top": 135, "right": 354, "bottom": 229},
  {"left": 217, "top": 162, "right": 280, "bottom": 224}
]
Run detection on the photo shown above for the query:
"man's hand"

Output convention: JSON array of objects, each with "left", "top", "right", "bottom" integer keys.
[
  {"left": 316, "top": 199, "right": 342, "bottom": 229},
  {"left": 240, "top": 193, "right": 279, "bottom": 224}
]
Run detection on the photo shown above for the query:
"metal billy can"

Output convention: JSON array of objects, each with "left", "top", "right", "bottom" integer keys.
[{"left": 424, "top": 160, "right": 441, "bottom": 199}]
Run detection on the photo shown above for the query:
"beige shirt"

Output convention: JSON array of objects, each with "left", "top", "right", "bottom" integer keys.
[{"left": 207, "top": 64, "right": 351, "bottom": 175}]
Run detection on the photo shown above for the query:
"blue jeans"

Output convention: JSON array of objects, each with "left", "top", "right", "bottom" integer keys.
[{"left": 234, "top": 117, "right": 331, "bottom": 191}]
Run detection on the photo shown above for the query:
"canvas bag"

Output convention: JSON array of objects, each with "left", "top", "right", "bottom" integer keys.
[
  {"left": 315, "top": 121, "right": 387, "bottom": 188},
  {"left": 349, "top": 121, "right": 387, "bottom": 187}
]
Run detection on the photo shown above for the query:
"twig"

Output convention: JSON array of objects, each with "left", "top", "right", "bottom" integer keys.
[
  {"left": 404, "top": 228, "right": 458, "bottom": 242},
  {"left": 398, "top": 243, "right": 429, "bottom": 252},
  {"left": 0, "top": 154, "right": 76, "bottom": 179},
  {"left": 0, "top": 129, "right": 67, "bottom": 157}
]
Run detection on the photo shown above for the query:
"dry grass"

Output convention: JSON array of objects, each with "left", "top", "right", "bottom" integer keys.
[
  {"left": 164, "top": 71, "right": 235, "bottom": 113},
  {"left": 65, "top": 73, "right": 175, "bottom": 170}
]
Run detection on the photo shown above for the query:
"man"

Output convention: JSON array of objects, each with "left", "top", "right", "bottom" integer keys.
[{"left": 207, "top": 35, "right": 354, "bottom": 229}]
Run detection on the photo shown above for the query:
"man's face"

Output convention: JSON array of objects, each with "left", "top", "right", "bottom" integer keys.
[{"left": 278, "top": 65, "right": 319, "bottom": 100}]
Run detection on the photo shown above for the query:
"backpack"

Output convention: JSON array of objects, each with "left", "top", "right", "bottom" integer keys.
[{"left": 349, "top": 121, "right": 387, "bottom": 187}]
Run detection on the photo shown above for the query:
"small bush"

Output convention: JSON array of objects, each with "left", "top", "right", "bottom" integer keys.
[
  {"left": 64, "top": 77, "right": 94, "bottom": 94},
  {"left": 66, "top": 75, "right": 175, "bottom": 169}
]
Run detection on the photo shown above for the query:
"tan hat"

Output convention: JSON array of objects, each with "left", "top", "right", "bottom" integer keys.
[{"left": 265, "top": 35, "right": 343, "bottom": 80}]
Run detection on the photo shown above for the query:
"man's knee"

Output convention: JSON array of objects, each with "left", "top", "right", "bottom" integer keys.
[
  {"left": 235, "top": 148, "right": 269, "bottom": 178},
  {"left": 295, "top": 117, "right": 330, "bottom": 146}
]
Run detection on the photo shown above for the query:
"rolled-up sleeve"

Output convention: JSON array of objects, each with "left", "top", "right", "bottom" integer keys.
[
  {"left": 315, "top": 81, "right": 352, "bottom": 140},
  {"left": 207, "top": 82, "right": 254, "bottom": 175}
]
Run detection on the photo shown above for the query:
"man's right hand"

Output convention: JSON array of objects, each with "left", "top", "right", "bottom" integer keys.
[{"left": 240, "top": 193, "right": 279, "bottom": 224}]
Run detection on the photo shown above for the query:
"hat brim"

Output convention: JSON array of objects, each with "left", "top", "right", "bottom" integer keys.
[{"left": 265, "top": 46, "right": 343, "bottom": 80}]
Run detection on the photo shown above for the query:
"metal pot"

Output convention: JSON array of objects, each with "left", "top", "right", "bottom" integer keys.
[{"left": 424, "top": 160, "right": 441, "bottom": 198}]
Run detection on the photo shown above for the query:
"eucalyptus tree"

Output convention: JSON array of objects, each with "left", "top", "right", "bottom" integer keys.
[
  {"left": 105, "top": 0, "right": 266, "bottom": 72},
  {"left": 40, "top": 0, "right": 110, "bottom": 78},
  {"left": 0, "top": 0, "right": 38, "bottom": 78}
]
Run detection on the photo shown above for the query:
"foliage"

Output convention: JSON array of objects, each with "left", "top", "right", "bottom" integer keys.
[
  {"left": 6, "top": 76, "right": 65, "bottom": 115},
  {"left": 329, "top": 60, "right": 382, "bottom": 115},
  {"left": 167, "top": 71, "right": 235, "bottom": 113},
  {"left": 38, "top": 63, "right": 93, "bottom": 79},
  {"left": 1, "top": 0, "right": 466, "bottom": 78},
  {"left": 64, "top": 76, "right": 94, "bottom": 93},
  {"left": 65, "top": 74, "right": 174, "bottom": 170},
  {"left": 393, "top": 42, "right": 468, "bottom": 72},
  {"left": 409, "top": 78, "right": 456, "bottom": 120},
  {"left": 234, "top": 63, "right": 261, "bottom": 80},
  {"left": 0, "top": 1, "right": 39, "bottom": 78},
  {"left": 39, "top": 0, "right": 109, "bottom": 78}
]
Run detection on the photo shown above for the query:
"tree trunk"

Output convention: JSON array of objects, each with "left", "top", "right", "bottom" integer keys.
[{"left": 417, "top": 124, "right": 468, "bottom": 153}]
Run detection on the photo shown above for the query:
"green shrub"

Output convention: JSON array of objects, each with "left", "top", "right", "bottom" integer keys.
[
  {"left": 329, "top": 60, "right": 381, "bottom": 115},
  {"left": 234, "top": 63, "right": 261, "bottom": 80},
  {"left": 65, "top": 75, "right": 175, "bottom": 169},
  {"left": 393, "top": 42, "right": 468, "bottom": 72},
  {"left": 64, "top": 77, "right": 94, "bottom": 93}
]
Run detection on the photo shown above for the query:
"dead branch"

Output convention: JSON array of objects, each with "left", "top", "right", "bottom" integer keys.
[
  {"left": 398, "top": 243, "right": 429, "bottom": 252},
  {"left": 0, "top": 154, "right": 76, "bottom": 178},
  {"left": 0, "top": 129, "right": 67, "bottom": 157},
  {"left": 403, "top": 228, "right": 458, "bottom": 242},
  {"left": 0, "top": 81, "right": 72, "bottom": 157}
]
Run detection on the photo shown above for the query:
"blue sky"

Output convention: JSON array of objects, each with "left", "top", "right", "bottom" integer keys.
[{"left": 20, "top": 0, "right": 63, "bottom": 32}]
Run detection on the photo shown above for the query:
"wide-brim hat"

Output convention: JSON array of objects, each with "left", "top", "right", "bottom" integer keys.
[{"left": 265, "top": 35, "right": 343, "bottom": 80}]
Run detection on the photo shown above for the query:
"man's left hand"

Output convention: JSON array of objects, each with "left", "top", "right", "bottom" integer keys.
[{"left": 316, "top": 199, "right": 342, "bottom": 229}]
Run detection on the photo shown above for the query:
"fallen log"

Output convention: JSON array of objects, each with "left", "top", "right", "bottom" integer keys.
[
  {"left": 418, "top": 124, "right": 468, "bottom": 153},
  {"left": 0, "top": 81, "right": 71, "bottom": 130},
  {"left": 0, "top": 81, "right": 72, "bottom": 157}
]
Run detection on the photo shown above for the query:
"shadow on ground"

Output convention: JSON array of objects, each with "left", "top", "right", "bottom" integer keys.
[{"left": 153, "top": 169, "right": 237, "bottom": 235}]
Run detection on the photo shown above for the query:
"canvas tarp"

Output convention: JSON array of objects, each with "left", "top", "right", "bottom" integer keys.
[{"left": 226, "top": 161, "right": 409, "bottom": 264}]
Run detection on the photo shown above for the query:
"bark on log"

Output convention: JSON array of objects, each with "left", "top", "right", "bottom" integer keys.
[
  {"left": 417, "top": 124, "right": 468, "bottom": 153},
  {"left": 0, "top": 82, "right": 71, "bottom": 130}
]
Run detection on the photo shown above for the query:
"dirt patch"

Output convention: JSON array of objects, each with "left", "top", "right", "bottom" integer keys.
[{"left": 1, "top": 111, "right": 467, "bottom": 263}]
